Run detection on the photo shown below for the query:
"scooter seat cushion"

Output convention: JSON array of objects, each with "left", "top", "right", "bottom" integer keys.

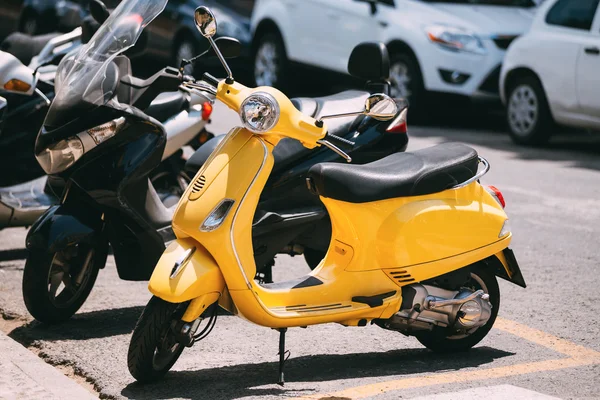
[
  {"left": 307, "top": 143, "right": 479, "bottom": 203},
  {"left": 145, "top": 91, "right": 188, "bottom": 123}
]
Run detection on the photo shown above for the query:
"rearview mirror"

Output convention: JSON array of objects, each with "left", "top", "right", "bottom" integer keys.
[
  {"left": 195, "top": 7, "right": 217, "bottom": 38},
  {"left": 0, "top": 51, "right": 37, "bottom": 95},
  {"left": 364, "top": 94, "right": 397, "bottom": 121},
  {"left": 211, "top": 37, "right": 241, "bottom": 59}
]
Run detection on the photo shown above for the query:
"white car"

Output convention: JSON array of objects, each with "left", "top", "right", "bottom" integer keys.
[
  {"left": 500, "top": 0, "right": 600, "bottom": 145},
  {"left": 250, "top": 0, "right": 536, "bottom": 115}
]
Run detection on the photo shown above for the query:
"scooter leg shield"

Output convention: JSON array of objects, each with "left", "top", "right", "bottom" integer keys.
[
  {"left": 25, "top": 205, "right": 103, "bottom": 253},
  {"left": 148, "top": 238, "right": 226, "bottom": 305}
]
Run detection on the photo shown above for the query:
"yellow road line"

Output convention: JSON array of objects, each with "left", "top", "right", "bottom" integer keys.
[{"left": 291, "top": 317, "right": 600, "bottom": 400}]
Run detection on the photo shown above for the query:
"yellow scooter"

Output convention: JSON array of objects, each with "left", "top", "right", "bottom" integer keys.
[{"left": 128, "top": 6, "right": 526, "bottom": 385}]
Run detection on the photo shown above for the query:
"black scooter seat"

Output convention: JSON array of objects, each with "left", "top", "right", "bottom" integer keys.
[
  {"left": 307, "top": 143, "right": 479, "bottom": 203},
  {"left": 145, "top": 91, "right": 189, "bottom": 123},
  {"left": 185, "top": 90, "right": 369, "bottom": 175}
]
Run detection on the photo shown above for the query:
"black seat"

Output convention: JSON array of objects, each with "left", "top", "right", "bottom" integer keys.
[
  {"left": 145, "top": 91, "right": 189, "bottom": 123},
  {"left": 185, "top": 90, "right": 369, "bottom": 174},
  {"left": 307, "top": 143, "right": 479, "bottom": 203}
]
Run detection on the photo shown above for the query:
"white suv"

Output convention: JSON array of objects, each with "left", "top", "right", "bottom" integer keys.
[{"left": 250, "top": 0, "right": 536, "bottom": 114}]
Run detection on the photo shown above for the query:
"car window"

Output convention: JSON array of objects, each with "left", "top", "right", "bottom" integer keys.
[{"left": 545, "top": 0, "right": 599, "bottom": 31}]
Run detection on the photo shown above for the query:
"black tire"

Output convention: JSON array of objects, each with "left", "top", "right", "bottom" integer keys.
[
  {"left": 389, "top": 52, "right": 425, "bottom": 120},
  {"left": 506, "top": 75, "right": 554, "bottom": 146},
  {"left": 415, "top": 266, "right": 500, "bottom": 353},
  {"left": 173, "top": 38, "right": 199, "bottom": 76},
  {"left": 304, "top": 248, "right": 326, "bottom": 271},
  {"left": 128, "top": 297, "right": 189, "bottom": 383},
  {"left": 22, "top": 242, "right": 107, "bottom": 324},
  {"left": 252, "top": 31, "right": 289, "bottom": 90}
]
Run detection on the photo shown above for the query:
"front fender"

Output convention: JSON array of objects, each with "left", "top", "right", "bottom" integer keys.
[
  {"left": 26, "top": 205, "right": 103, "bottom": 253},
  {"left": 148, "top": 238, "right": 225, "bottom": 305}
]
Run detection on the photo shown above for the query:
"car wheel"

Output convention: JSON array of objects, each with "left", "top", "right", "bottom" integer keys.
[
  {"left": 506, "top": 76, "right": 554, "bottom": 146},
  {"left": 20, "top": 13, "right": 39, "bottom": 35},
  {"left": 253, "top": 32, "right": 288, "bottom": 89},
  {"left": 174, "top": 38, "right": 198, "bottom": 76},
  {"left": 389, "top": 53, "right": 425, "bottom": 119}
]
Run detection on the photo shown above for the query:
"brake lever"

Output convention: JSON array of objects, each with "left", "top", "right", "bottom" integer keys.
[{"left": 317, "top": 139, "right": 352, "bottom": 163}]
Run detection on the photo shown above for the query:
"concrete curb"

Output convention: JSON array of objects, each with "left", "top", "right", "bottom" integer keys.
[{"left": 0, "top": 331, "right": 97, "bottom": 400}]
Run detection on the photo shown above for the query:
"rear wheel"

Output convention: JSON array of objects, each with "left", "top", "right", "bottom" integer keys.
[
  {"left": 415, "top": 267, "right": 500, "bottom": 352},
  {"left": 506, "top": 75, "right": 554, "bottom": 146},
  {"left": 22, "top": 242, "right": 107, "bottom": 324},
  {"left": 128, "top": 297, "right": 189, "bottom": 383}
]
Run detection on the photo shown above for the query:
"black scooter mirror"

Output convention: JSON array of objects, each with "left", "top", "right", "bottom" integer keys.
[
  {"left": 90, "top": 0, "right": 110, "bottom": 24},
  {"left": 211, "top": 37, "right": 241, "bottom": 59}
]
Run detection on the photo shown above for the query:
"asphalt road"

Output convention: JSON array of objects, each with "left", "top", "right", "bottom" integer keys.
[{"left": 1, "top": 103, "right": 599, "bottom": 399}]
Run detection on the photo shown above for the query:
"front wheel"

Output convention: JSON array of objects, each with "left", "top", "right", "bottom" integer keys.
[
  {"left": 22, "top": 242, "right": 107, "bottom": 324},
  {"left": 128, "top": 297, "right": 189, "bottom": 383},
  {"left": 415, "top": 267, "right": 500, "bottom": 352}
]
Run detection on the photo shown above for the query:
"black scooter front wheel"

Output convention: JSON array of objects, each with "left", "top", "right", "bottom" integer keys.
[
  {"left": 22, "top": 242, "right": 106, "bottom": 324},
  {"left": 128, "top": 296, "right": 189, "bottom": 383}
]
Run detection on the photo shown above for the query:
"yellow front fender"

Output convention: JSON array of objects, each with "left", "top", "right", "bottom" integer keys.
[{"left": 148, "top": 238, "right": 226, "bottom": 304}]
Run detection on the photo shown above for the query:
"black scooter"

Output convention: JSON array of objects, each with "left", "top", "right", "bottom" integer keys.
[{"left": 22, "top": 1, "right": 240, "bottom": 323}]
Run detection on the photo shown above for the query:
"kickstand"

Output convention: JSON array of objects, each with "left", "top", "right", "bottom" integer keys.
[{"left": 277, "top": 328, "right": 290, "bottom": 386}]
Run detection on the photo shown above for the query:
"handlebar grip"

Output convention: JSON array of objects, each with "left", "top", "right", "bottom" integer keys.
[
  {"left": 202, "top": 72, "right": 220, "bottom": 88},
  {"left": 325, "top": 133, "right": 355, "bottom": 150}
]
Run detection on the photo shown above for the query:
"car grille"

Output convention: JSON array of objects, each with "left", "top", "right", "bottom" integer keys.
[{"left": 493, "top": 35, "right": 519, "bottom": 50}]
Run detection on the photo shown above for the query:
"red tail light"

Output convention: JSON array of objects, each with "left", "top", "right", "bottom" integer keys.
[
  {"left": 486, "top": 185, "right": 506, "bottom": 208},
  {"left": 385, "top": 107, "right": 407, "bottom": 134},
  {"left": 202, "top": 102, "right": 213, "bottom": 121}
]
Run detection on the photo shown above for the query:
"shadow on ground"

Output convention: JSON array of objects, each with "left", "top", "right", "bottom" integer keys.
[
  {"left": 122, "top": 346, "right": 513, "bottom": 399},
  {"left": 0, "top": 248, "right": 28, "bottom": 262},
  {"left": 9, "top": 306, "right": 145, "bottom": 343}
]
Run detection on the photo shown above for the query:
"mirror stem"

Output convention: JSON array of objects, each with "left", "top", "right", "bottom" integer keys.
[
  {"left": 35, "top": 88, "right": 51, "bottom": 106},
  {"left": 207, "top": 36, "right": 233, "bottom": 83}
]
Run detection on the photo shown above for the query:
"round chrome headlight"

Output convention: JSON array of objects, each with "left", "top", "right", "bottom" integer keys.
[{"left": 239, "top": 92, "right": 280, "bottom": 133}]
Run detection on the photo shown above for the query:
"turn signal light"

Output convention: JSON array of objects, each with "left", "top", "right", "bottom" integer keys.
[
  {"left": 386, "top": 107, "right": 407, "bottom": 134},
  {"left": 202, "top": 101, "right": 213, "bottom": 121},
  {"left": 4, "top": 79, "right": 31, "bottom": 93},
  {"left": 486, "top": 185, "right": 506, "bottom": 208}
]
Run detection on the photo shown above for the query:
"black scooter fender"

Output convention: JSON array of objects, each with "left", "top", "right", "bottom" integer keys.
[{"left": 26, "top": 204, "right": 105, "bottom": 255}]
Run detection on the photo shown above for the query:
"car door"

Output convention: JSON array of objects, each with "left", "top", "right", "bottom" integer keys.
[
  {"left": 318, "top": 0, "right": 390, "bottom": 73},
  {"left": 575, "top": 4, "right": 600, "bottom": 118},
  {"left": 543, "top": 0, "right": 599, "bottom": 117}
]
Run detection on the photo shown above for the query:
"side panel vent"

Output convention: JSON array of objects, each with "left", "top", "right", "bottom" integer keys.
[
  {"left": 385, "top": 269, "right": 415, "bottom": 285},
  {"left": 191, "top": 175, "right": 206, "bottom": 194}
]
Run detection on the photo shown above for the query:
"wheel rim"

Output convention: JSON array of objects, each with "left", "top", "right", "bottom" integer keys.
[
  {"left": 446, "top": 272, "right": 490, "bottom": 340},
  {"left": 152, "top": 306, "right": 186, "bottom": 371},
  {"left": 176, "top": 41, "right": 196, "bottom": 75},
  {"left": 389, "top": 61, "right": 412, "bottom": 98},
  {"left": 23, "top": 17, "right": 37, "bottom": 35},
  {"left": 46, "top": 245, "right": 95, "bottom": 308},
  {"left": 508, "top": 84, "right": 539, "bottom": 137},
  {"left": 254, "top": 41, "right": 279, "bottom": 87}
]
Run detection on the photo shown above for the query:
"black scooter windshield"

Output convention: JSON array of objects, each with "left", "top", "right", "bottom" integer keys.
[{"left": 43, "top": 0, "right": 167, "bottom": 129}]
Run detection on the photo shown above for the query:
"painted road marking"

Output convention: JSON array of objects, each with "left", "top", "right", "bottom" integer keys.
[
  {"left": 410, "top": 384, "right": 562, "bottom": 400},
  {"left": 292, "top": 317, "right": 600, "bottom": 399}
]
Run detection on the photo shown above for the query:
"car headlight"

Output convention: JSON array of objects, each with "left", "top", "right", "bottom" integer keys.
[
  {"left": 239, "top": 92, "right": 280, "bottom": 134},
  {"left": 36, "top": 118, "right": 125, "bottom": 174},
  {"left": 426, "top": 25, "right": 486, "bottom": 55}
]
